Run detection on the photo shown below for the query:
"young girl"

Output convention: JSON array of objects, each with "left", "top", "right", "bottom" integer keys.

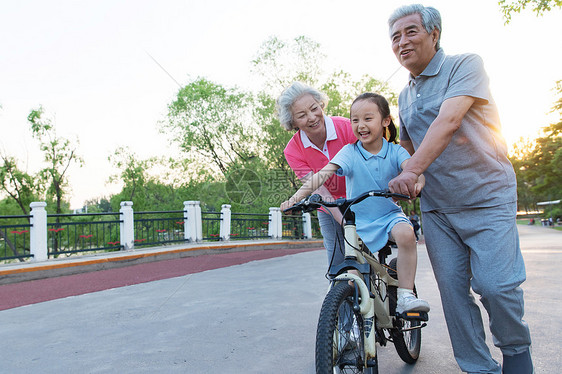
[{"left": 281, "top": 93, "right": 429, "bottom": 313}]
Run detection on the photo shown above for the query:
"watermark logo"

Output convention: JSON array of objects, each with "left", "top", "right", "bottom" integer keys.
[{"left": 225, "top": 169, "right": 262, "bottom": 204}]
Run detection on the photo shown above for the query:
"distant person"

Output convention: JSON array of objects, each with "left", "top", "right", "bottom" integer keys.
[
  {"left": 282, "top": 92, "right": 430, "bottom": 313},
  {"left": 277, "top": 82, "right": 356, "bottom": 272},
  {"left": 387, "top": 4, "right": 532, "bottom": 373}
]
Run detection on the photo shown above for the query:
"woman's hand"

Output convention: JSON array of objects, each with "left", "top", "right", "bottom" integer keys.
[{"left": 280, "top": 197, "right": 299, "bottom": 212}]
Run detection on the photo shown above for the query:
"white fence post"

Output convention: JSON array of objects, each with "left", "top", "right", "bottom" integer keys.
[
  {"left": 120, "top": 201, "right": 134, "bottom": 250},
  {"left": 29, "top": 202, "right": 48, "bottom": 261},
  {"left": 302, "top": 212, "right": 313, "bottom": 239},
  {"left": 268, "top": 207, "right": 277, "bottom": 238},
  {"left": 220, "top": 204, "right": 231, "bottom": 241},
  {"left": 184, "top": 201, "right": 202, "bottom": 242},
  {"left": 196, "top": 201, "right": 203, "bottom": 241},
  {"left": 269, "top": 207, "right": 283, "bottom": 239}
]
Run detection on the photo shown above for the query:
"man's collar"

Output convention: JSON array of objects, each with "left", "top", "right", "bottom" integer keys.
[{"left": 409, "top": 48, "right": 446, "bottom": 83}]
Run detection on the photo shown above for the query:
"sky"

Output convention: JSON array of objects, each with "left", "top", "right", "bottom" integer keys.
[{"left": 1, "top": 0, "right": 561, "bottom": 209}]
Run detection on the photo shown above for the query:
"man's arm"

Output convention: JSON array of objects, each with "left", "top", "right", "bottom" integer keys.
[
  {"left": 389, "top": 95, "right": 476, "bottom": 197},
  {"left": 400, "top": 139, "right": 415, "bottom": 156}
]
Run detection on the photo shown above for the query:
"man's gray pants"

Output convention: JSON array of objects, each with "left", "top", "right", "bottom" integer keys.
[{"left": 422, "top": 203, "right": 532, "bottom": 374}]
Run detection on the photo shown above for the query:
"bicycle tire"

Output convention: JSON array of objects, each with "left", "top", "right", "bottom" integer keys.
[
  {"left": 315, "top": 282, "right": 376, "bottom": 374},
  {"left": 388, "top": 258, "right": 422, "bottom": 364}
]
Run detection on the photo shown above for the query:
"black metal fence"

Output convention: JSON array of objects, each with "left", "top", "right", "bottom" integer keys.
[
  {"left": 1, "top": 206, "right": 318, "bottom": 263},
  {"left": 231, "top": 213, "right": 270, "bottom": 240},
  {"left": 202, "top": 211, "right": 221, "bottom": 241},
  {"left": 47, "top": 213, "right": 122, "bottom": 257},
  {"left": 282, "top": 215, "right": 304, "bottom": 239},
  {"left": 0, "top": 215, "right": 33, "bottom": 263},
  {"left": 311, "top": 214, "right": 322, "bottom": 238},
  {"left": 134, "top": 211, "right": 186, "bottom": 247}
]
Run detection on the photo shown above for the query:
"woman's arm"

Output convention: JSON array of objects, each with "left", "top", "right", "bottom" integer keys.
[{"left": 281, "top": 163, "right": 339, "bottom": 211}]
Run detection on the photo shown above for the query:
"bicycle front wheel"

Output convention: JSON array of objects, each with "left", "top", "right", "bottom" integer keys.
[{"left": 315, "top": 282, "right": 376, "bottom": 374}]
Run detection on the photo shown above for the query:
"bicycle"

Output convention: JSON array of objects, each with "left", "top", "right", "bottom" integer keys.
[{"left": 284, "top": 190, "right": 429, "bottom": 374}]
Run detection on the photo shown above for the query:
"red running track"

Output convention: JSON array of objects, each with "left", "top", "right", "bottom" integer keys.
[{"left": 0, "top": 247, "right": 320, "bottom": 311}]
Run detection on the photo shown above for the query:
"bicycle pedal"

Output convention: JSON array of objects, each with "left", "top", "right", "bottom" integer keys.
[{"left": 396, "top": 311, "right": 429, "bottom": 321}]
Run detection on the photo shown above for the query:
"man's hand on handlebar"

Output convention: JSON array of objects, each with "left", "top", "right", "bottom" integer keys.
[{"left": 388, "top": 171, "right": 425, "bottom": 200}]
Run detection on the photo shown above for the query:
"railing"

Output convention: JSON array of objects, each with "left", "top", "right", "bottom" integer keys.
[
  {"left": 47, "top": 213, "right": 122, "bottom": 257},
  {"left": 310, "top": 215, "right": 322, "bottom": 238},
  {"left": 230, "top": 213, "right": 270, "bottom": 240},
  {"left": 0, "top": 215, "right": 33, "bottom": 262},
  {"left": 134, "top": 211, "right": 186, "bottom": 247},
  {"left": 282, "top": 215, "right": 304, "bottom": 239},
  {"left": 201, "top": 211, "right": 221, "bottom": 241},
  {"left": 1, "top": 201, "right": 319, "bottom": 264}
]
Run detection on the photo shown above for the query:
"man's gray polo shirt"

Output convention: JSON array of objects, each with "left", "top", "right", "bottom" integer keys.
[{"left": 398, "top": 48, "right": 517, "bottom": 213}]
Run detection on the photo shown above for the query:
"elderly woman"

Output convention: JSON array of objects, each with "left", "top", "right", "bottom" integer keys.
[{"left": 277, "top": 82, "right": 356, "bottom": 271}]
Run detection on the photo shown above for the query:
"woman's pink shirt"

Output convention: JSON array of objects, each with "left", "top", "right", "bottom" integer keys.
[{"left": 284, "top": 116, "right": 355, "bottom": 199}]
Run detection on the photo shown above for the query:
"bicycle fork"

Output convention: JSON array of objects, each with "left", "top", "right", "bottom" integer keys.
[
  {"left": 332, "top": 222, "right": 401, "bottom": 366},
  {"left": 331, "top": 222, "right": 380, "bottom": 364},
  {"left": 333, "top": 272, "right": 377, "bottom": 362}
]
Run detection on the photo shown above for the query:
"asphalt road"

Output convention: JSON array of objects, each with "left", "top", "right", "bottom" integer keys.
[{"left": 0, "top": 224, "right": 560, "bottom": 373}]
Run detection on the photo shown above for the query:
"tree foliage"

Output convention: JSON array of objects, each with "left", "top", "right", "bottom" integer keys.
[
  {"left": 162, "top": 78, "right": 259, "bottom": 177},
  {"left": 251, "top": 36, "right": 325, "bottom": 95},
  {"left": 0, "top": 154, "right": 43, "bottom": 215},
  {"left": 27, "top": 106, "right": 83, "bottom": 214},
  {"left": 247, "top": 36, "right": 398, "bottom": 208},
  {"left": 509, "top": 80, "right": 562, "bottom": 217},
  {"left": 499, "top": 0, "right": 562, "bottom": 23}
]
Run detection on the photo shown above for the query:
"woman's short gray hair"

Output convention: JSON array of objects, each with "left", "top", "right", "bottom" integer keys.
[
  {"left": 388, "top": 4, "right": 442, "bottom": 50},
  {"left": 276, "top": 82, "right": 328, "bottom": 131}
]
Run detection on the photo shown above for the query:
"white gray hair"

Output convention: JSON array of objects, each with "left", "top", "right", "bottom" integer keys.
[
  {"left": 388, "top": 4, "right": 442, "bottom": 50},
  {"left": 276, "top": 82, "right": 328, "bottom": 131}
]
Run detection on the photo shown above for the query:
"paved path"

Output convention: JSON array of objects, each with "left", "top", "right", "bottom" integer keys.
[{"left": 0, "top": 225, "right": 560, "bottom": 373}]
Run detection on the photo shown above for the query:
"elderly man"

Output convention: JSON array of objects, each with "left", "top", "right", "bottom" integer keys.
[{"left": 387, "top": 4, "right": 533, "bottom": 374}]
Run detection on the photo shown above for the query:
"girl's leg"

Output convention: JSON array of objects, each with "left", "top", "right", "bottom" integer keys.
[
  {"left": 391, "top": 222, "right": 417, "bottom": 289},
  {"left": 391, "top": 222, "right": 430, "bottom": 313}
]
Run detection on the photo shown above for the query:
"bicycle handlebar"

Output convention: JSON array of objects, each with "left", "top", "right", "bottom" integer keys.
[{"left": 283, "top": 190, "right": 411, "bottom": 214}]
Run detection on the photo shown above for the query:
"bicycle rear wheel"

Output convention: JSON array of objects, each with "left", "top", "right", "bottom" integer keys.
[
  {"left": 388, "top": 258, "right": 422, "bottom": 364},
  {"left": 315, "top": 282, "right": 376, "bottom": 374}
]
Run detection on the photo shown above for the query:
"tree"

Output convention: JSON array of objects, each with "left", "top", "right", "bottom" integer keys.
[
  {"left": 27, "top": 106, "right": 83, "bottom": 214},
  {"left": 162, "top": 78, "right": 259, "bottom": 177},
  {"left": 108, "top": 147, "right": 155, "bottom": 211},
  {"left": 510, "top": 137, "right": 539, "bottom": 212},
  {"left": 247, "top": 35, "right": 404, "bottom": 209},
  {"left": 251, "top": 36, "right": 325, "bottom": 96},
  {"left": 321, "top": 72, "right": 398, "bottom": 117},
  {"left": 509, "top": 80, "right": 562, "bottom": 217},
  {"left": 0, "top": 154, "right": 43, "bottom": 215},
  {"left": 0, "top": 156, "right": 43, "bottom": 261},
  {"left": 499, "top": 0, "right": 562, "bottom": 23}
]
